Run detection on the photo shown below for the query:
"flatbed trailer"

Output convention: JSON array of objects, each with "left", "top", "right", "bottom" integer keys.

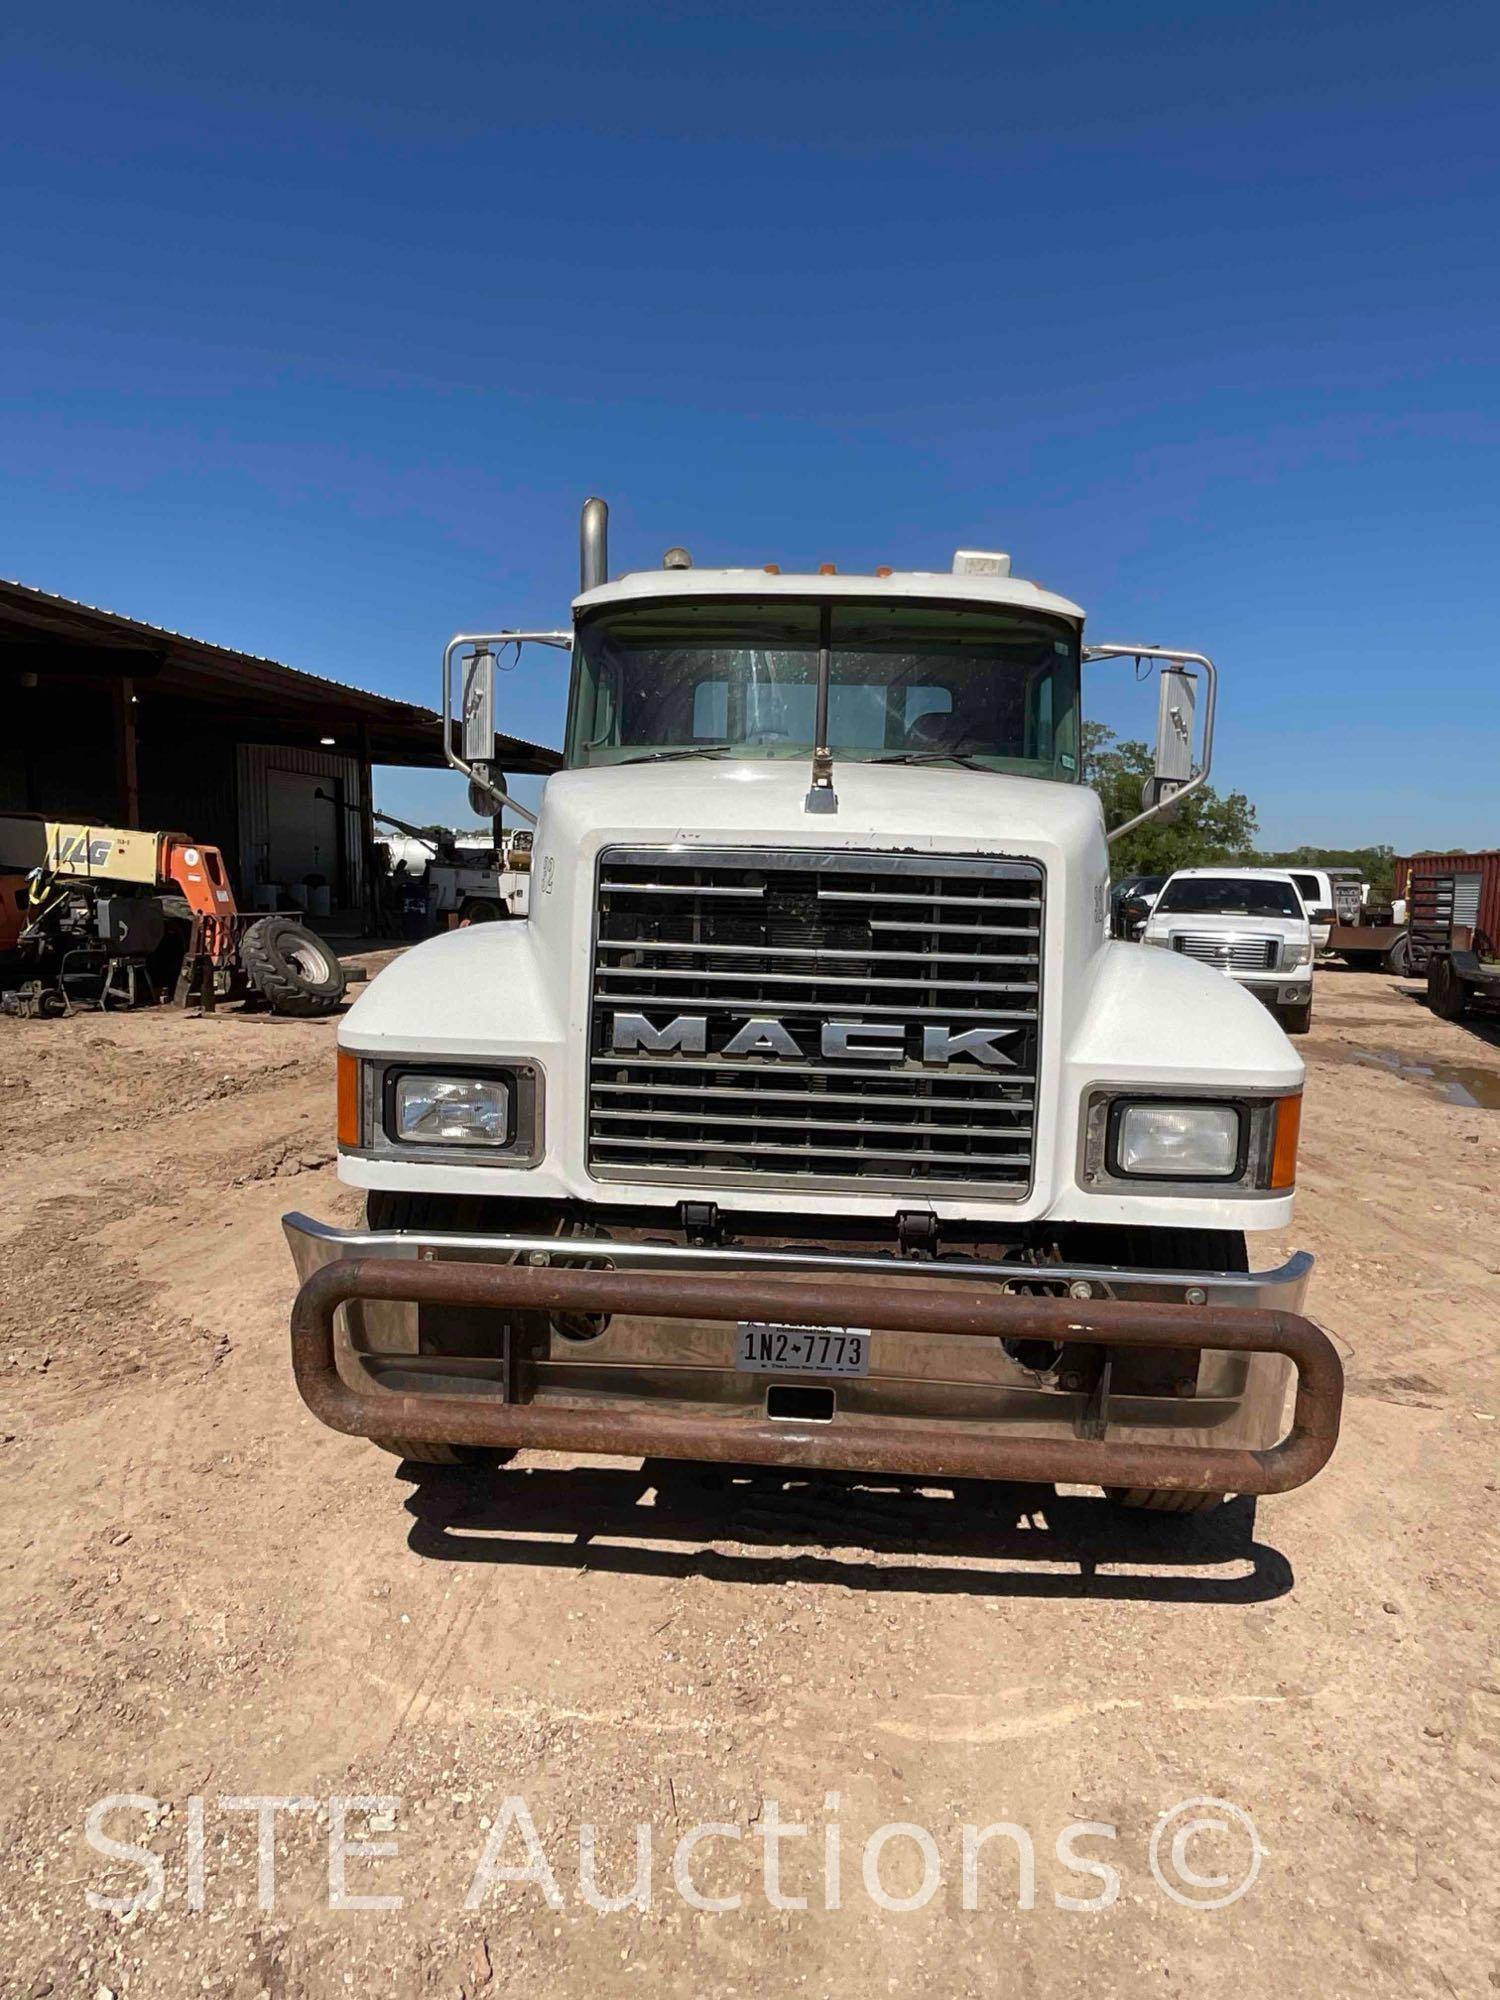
[
  {"left": 1327, "top": 922, "right": 1411, "bottom": 972},
  {"left": 1399, "top": 850, "right": 1500, "bottom": 1020}
]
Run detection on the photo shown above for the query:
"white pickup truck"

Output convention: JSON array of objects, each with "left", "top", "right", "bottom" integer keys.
[
  {"left": 284, "top": 500, "right": 1340, "bottom": 1515},
  {"left": 1142, "top": 868, "right": 1315, "bottom": 1034}
]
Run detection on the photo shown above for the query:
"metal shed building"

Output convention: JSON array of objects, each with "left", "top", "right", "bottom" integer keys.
[{"left": 0, "top": 577, "right": 559, "bottom": 923}]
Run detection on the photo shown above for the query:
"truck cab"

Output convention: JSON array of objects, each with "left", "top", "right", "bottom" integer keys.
[{"left": 284, "top": 501, "right": 1340, "bottom": 1514}]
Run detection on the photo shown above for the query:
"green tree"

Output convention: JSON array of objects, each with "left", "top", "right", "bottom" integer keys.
[
  {"left": 1253, "top": 844, "right": 1396, "bottom": 903},
  {"left": 1082, "top": 721, "right": 1259, "bottom": 876}
]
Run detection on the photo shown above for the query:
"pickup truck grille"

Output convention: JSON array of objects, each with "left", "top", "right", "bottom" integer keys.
[
  {"left": 1171, "top": 933, "right": 1279, "bottom": 971},
  {"left": 588, "top": 846, "right": 1043, "bottom": 1196}
]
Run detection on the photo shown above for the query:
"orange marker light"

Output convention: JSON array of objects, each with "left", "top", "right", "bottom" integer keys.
[
  {"left": 875, "top": 565, "right": 893, "bottom": 577},
  {"left": 763, "top": 563, "right": 780, "bottom": 574},
  {"left": 818, "top": 563, "right": 837, "bottom": 575},
  {"left": 336, "top": 1048, "right": 361, "bottom": 1149},
  {"left": 1270, "top": 1093, "right": 1302, "bottom": 1190}
]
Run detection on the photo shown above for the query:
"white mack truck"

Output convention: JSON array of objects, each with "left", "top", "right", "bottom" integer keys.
[{"left": 285, "top": 499, "right": 1341, "bottom": 1513}]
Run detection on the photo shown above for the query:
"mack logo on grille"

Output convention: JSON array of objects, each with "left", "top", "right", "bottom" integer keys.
[{"left": 610, "top": 1012, "right": 1021, "bottom": 1066}]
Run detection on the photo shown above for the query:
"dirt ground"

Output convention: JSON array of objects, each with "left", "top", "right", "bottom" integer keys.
[{"left": 2, "top": 965, "right": 1497, "bottom": 1999}]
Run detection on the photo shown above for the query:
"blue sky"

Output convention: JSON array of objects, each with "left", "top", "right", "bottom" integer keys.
[{"left": 3, "top": 0, "right": 1496, "bottom": 847}]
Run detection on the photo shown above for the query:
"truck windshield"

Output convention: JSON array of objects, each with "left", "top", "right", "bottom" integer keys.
[
  {"left": 566, "top": 598, "right": 1081, "bottom": 779},
  {"left": 1157, "top": 877, "right": 1302, "bottom": 919}
]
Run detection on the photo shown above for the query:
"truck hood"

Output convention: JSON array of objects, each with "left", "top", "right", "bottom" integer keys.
[{"left": 535, "top": 759, "right": 1106, "bottom": 859}]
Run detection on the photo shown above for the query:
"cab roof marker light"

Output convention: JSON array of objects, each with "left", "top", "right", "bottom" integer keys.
[{"left": 953, "top": 550, "right": 1012, "bottom": 577}]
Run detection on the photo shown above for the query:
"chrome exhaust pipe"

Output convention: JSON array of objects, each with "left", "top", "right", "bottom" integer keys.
[{"left": 580, "top": 497, "right": 609, "bottom": 593}]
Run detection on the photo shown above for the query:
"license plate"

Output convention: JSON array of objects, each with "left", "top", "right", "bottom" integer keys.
[{"left": 736, "top": 1321, "right": 870, "bottom": 1377}]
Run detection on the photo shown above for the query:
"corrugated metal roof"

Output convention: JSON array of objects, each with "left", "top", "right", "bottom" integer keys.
[
  {"left": 0, "top": 573, "right": 428, "bottom": 714},
  {"left": 0, "top": 573, "right": 563, "bottom": 770}
]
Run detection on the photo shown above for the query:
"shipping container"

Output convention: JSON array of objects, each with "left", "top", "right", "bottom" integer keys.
[{"left": 1395, "top": 850, "right": 1500, "bottom": 959}]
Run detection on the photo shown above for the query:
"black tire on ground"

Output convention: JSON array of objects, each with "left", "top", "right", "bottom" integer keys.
[
  {"left": 1386, "top": 933, "right": 1412, "bottom": 975},
  {"left": 1104, "top": 1486, "right": 1228, "bottom": 1513},
  {"left": 1427, "top": 953, "right": 1470, "bottom": 1022},
  {"left": 364, "top": 1190, "right": 515, "bottom": 1468},
  {"left": 457, "top": 897, "right": 504, "bottom": 925},
  {"left": 1279, "top": 998, "right": 1313, "bottom": 1035},
  {"left": 1052, "top": 1225, "right": 1249, "bottom": 1518},
  {"left": 241, "top": 916, "right": 347, "bottom": 1016},
  {"left": 369, "top": 1437, "right": 513, "bottom": 1467}
]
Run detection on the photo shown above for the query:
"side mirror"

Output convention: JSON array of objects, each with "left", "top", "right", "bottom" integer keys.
[
  {"left": 461, "top": 647, "right": 496, "bottom": 765},
  {"left": 1148, "top": 664, "right": 1198, "bottom": 814},
  {"left": 1086, "top": 644, "right": 1216, "bottom": 845}
]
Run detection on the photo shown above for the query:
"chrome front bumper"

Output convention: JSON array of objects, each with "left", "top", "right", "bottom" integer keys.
[{"left": 283, "top": 1213, "right": 1338, "bottom": 1495}]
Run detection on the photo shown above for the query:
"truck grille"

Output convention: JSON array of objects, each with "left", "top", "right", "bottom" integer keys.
[
  {"left": 1171, "top": 933, "right": 1279, "bottom": 971},
  {"left": 587, "top": 846, "right": 1043, "bottom": 1196}
]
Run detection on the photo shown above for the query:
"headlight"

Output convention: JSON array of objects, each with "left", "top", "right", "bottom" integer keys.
[
  {"left": 1113, "top": 1101, "right": 1242, "bottom": 1179},
  {"left": 1084, "top": 1090, "right": 1300, "bottom": 1192},
  {"left": 392, "top": 1073, "right": 511, "bottom": 1147},
  {"left": 1282, "top": 939, "right": 1311, "bottom": 968}
]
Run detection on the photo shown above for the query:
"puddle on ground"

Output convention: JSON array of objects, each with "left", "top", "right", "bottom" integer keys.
[{"left": 1350, "top": 1047, "right": 1500, "bottom": 1110}]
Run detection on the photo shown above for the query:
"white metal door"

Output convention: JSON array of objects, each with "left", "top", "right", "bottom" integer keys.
[{"left": 267, "top": 769, "right": 339, "bottom": 891}]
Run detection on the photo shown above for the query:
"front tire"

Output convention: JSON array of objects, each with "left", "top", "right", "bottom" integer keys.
[
  {"left": 370, "top": 1437, "right": 513, "bottom": 1468},
  {"left": 1052, "top": 1226, "right": 1248, "bottom": 1519},
  {"left": 364, "top": 1191, "right": 514, "bottom": 1468},
  {"left": 1104, "top": 1486, "right": 1227, "bottom": 1514}
]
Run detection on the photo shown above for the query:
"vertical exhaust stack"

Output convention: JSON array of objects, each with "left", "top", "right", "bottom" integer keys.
[{"left": 580, "top": 497, "right": 609, "bottom": 594}]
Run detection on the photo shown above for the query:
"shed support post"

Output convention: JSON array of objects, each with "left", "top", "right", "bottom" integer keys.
[
  {"left": 357, "top": 722, "right": 377, "bottom": 936},
  {"left": 113, "top": 677, "right": 140, "bottom": 825}
]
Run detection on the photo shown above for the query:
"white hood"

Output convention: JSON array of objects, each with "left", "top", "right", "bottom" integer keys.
[{"left": 536, "top": 758, "right": 1106, "bottom": 859}]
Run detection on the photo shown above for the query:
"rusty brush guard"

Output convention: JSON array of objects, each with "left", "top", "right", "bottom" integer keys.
[{"left": 290, "top": 1259, "right": 1342, "bottom": 1495}]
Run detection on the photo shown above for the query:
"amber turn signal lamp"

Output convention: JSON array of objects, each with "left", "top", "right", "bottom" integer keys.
[
  {"left": 1269, "top": 1093, "right": 1302, "bottom": 1190},
  {"left": 336, "top": 1048, "right": 360, "bottom": 1149}
]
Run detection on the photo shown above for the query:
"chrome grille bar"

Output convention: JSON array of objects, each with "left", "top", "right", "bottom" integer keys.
[
  {"left": 599, "top": 879, "right": 766, "bottom": 897},
  {"left": 590, "top": 1053, "right": 1035, "bottom": 1086},
  {"left": 815, "top": 888, "right": 1041, "bottom": 909},
  {"left": 593, "top": 964, "right": 1037, "bottom": 993},
  {"left": 596, "top": 940, "right": 1040, "bottom": 964},
  {"left": 596, "top": 1134, "right": 1033, "bottom": 1167},
  {"left": 1171, "top": 933, "right": 1279, "bottom": 970},
  {"left": 592, "top": 1081, "right": 1036, "bottom": 1110},
  {"left": 593, "top": 994, "right": 1037, "bottom": 1019},
  {"left": 592, "top": 1106, "right": 1035, "bottom": 1138}
]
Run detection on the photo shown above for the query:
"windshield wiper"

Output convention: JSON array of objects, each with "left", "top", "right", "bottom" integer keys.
[
  {"left": 615, "top": 745, "right": 733, "bottom": 766},
  {"left": 871, "top": 751, "right": 993, "bottom": 770}
]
